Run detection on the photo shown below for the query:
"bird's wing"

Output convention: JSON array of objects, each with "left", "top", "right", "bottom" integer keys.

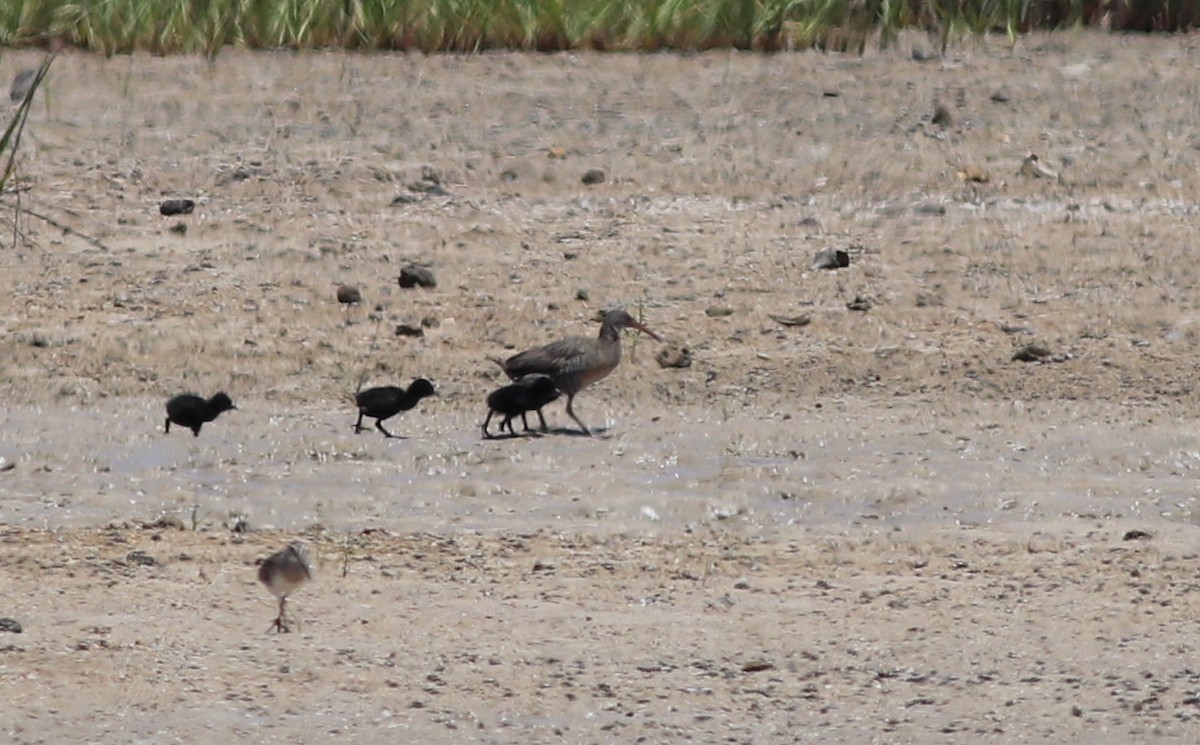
[{"left": 504, "top": 336, "right": 595, "bottom": 379}]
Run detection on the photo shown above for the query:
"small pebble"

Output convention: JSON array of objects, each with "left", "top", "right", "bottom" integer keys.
[
  {"left": 336, "top": 284, "right": 362, "bottom": 305},
  {"left": 655, "top": 344, "right": 692, "bottom": 369},
  {"left": 741, "top": 660, "right": 775, "bottom": 673},
  {"left": 159, "top": 199, "right": 195, "bottom": 216},
  {"left": 811, "top": 250, "right": 850, "bottom": 270},
  {"left": 1012, "top": 343, "right": 1052, "bottom": 362},
  {"left": 125, "top": 550, "right": 158, "bottom": 567},
  {"left": 0, "top": 618, "right": 22, "bottom": 633},
  {"left": 398, "top": 265, "right": 437, "bottom": 289},
  {"left": 581, "top": 169, "right": 606, "bottom": 185},
  {"left": 768, "top": 313, "right": 811, "bottom": 328},
  {"left": 1019, "top": 154, "right": 1058, "bottom": 180},
  {"left": 931, "top": 103, "right": 953, "bottom": 127}
]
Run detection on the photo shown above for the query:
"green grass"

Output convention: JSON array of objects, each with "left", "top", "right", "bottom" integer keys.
[{"left": 0, "top": 0, "right": 1197, "bottom": 56}]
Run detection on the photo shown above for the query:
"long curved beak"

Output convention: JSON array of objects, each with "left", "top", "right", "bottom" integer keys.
[{"left": 628, "top": 321, "right": 662, "bottom": 342}]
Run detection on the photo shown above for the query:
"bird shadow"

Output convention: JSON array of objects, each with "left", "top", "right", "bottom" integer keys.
[
  {"left": 481, "top": 426, "right": 610, "bottom": 440},
  {"left": 550, "top": 426, "right": 610, "bottom": 438}
]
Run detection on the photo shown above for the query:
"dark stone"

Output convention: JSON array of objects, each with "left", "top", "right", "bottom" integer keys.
[
  {"left": 846, "top": 296, "right": 872, "bottom": 311},
  {"left": 741, "top": 660, "right": 775, "bottom": 673},
  {"left": 336, "top": 284, "right": 362, "bottom": 305},
  {"left": 1012, "top": 343, "right": 1052, "bottom": 362},
  {"left": 159, "top": 199, "right": 195, "bottom": 216},
  {"left": 398, "top": 265, "right": 437, "bottom": 289},
  {"left": 1122, "top": 529, "right": 1153, "bottom": 541},
  {"left": 932, "top": 103, "right": 953, "bottom": 128},
  {"left": 410, "top": 182, "right": 449, "bottom": 196},
  {"left": 0, "top": 618, "right": 22, "bottom": 633},
  {"left": 125, "top": 550, "right": 158, "bottom": 567},
  {"left": 582, "top": 169, "right": 606, "bottom": 185},
  {"left": 395, "top": 324, "right": 425, "bottom": 338},
  {"left": 811, "top": 249, "right": 850, "bottom": 270}
]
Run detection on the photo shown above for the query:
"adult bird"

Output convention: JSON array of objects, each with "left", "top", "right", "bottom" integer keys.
[
  {"left": 493, "top": 309, "right": 660, "bottom": 435},
  {"left": 257, "top": 541, "right": 315, "bottom": 633},
  {"left": 353, "top": 378, "right": 436, "bottom": 438},
  {"left": 164, "top": 392, "right": 236, "bottom": 436}
]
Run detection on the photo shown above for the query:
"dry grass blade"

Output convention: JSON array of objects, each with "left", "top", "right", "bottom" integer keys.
[{"left": 0, "top": 54, "right": 54, "bottom": 194}]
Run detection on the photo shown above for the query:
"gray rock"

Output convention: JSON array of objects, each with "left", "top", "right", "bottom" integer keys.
[
  {"left": 9, "top": 69, "right": 36, "bottom": 103},
  {"left": 655, "top": 344, "right": 692, "bottom": 369}
]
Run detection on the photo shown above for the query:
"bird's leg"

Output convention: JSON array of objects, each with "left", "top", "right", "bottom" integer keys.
[
  {"left": 564, "top": 394, "right": 591, "bottom": 436},
  {"left": 353, "top": 411, "right": 366, "bottom": 434},
  {"left": 375, "top": 420, "right": 400, "bottom": 439},
  {"left": 535, "top": 408, "right": 549, "bottom": 432},
  {"left": 482, "top": 411, "right": 494, "bottom": 439},
  {"left": 501, "top": 415, "right": 516, "bottom": 437},
  {"left": 191, "top": 426, "right": 201, "bottom": 437},
  {"left": 520, "top": 412, "right": 533, "bottom": 432},
  {"left": 164, "top": 418, "right": 171, "bottom": 435},
  {"left": 269, "top": 596, "right": 289, "bottom": 634}
]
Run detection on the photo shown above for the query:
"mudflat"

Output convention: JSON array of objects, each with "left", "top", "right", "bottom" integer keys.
[{"left": 2, "top": 33, "right": 1200, "bottom": 742}]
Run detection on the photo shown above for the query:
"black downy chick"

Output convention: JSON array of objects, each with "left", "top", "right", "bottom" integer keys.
[
  {"left": 354, "top": 378, "right": 437, "bottom": 438},
  {"left": 483, "top": 374, "right": 561, "bottom": 438},
  {"left": 165, "top": 392, "right": 236, "bottom": 436}
]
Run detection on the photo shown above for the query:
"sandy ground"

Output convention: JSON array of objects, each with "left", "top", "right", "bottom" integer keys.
[{"left": 3, "top": 32, "right": 1200, "bottom": 742}]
